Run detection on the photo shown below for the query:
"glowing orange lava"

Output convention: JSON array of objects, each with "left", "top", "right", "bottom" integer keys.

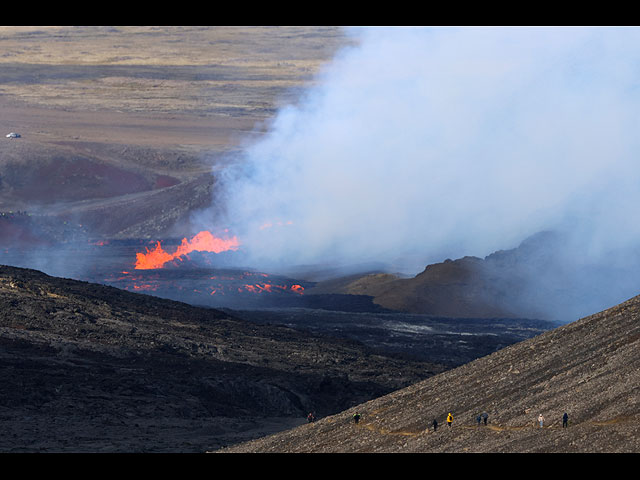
[
  {"left": 236, "top": 283, "right": 305, "bottom": 295},
  {"left": 134, "top": 230, "right": 240, "bottom": 270}
]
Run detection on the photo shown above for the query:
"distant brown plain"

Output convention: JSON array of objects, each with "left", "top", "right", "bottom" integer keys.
[
  {"left": 0, "top": 26, "right": 353, "bottom": 150},
  {"left": 0, "top": 27, "right": 355, "bottom": 237}
]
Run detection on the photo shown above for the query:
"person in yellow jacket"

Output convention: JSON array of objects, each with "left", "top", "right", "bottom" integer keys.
[{"left": 447, "top": 412, "right": 453, "bottom": 428}]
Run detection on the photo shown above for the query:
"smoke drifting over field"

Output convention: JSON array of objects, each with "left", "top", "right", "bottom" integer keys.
[{"left": 202, "top": 27, "right": 640, "bottom": 320}]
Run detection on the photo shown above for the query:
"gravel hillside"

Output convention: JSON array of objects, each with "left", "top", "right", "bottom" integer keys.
[{"left": 216, "top": 293, "right": 640, "bottom": 452}]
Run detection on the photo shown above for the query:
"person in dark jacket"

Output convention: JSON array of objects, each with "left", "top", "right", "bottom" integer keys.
[
  {"left": 432, "top": 418, "right": 438, "bottom": 431},
  {"left": 562, "top": 412, "right": 569, "bottom": 428},
  {"left": 481, "top": 412, "right": 489, "bottom": 425}
]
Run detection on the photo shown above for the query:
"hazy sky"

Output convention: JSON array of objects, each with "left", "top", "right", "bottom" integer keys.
[{"left": 203, "top": 26, "right": 640, "bottom": 278}]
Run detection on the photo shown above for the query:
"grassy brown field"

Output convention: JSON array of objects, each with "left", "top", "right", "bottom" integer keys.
[{"left": 0, "top": 26, "right": 351, "bottom": 119}]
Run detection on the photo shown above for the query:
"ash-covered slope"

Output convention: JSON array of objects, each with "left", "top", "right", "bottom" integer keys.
[
  {"left": 0, "top": 264, "right": 443, "bottom": 453},
  {"left": 217, "top": 292, "right": 640, "bottom": 453}
]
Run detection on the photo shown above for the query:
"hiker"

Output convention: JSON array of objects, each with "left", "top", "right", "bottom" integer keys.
[
  {"left": 307, "top": 412, "right": 315, "bottom": 423},
  {"left": 476, "top": 415, "right": 482, "bottom": 426},
  {"left": 562, "top": 412, "right": 568, "bottom": 428},
  {"left": 481, "top": 412, "right": 488, "bottom": 425},
  {"left": 353, "top": 412, "right": 361, "bottom": 424},
  {"left": 447, "top": 412, "right": 453, "bottom": 428},
  {"left": 432, "top": 418, "right": 438, "bottom": 431},
  {"left": 538, "top": 414, "right": 544, "bottom": 428}
]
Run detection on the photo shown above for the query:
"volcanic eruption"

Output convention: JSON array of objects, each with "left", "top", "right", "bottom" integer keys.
[
  {"left": 134, "top": 230, "right": 240, "bottom": 270},
  {"left": 201, "top": 27, "right": 640, "bottom": 322},
  {"left": 98, "top": 230, "right": 309, "bottom": 309}
]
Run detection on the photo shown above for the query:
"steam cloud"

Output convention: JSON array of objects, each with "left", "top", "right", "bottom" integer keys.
[{"left": 202, "top": 27, "right": 640, "bottom": 319}]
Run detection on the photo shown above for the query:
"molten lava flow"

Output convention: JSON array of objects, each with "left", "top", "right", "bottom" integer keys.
[
  {"left": 236, "top": 283, "right": 305, "bottom": 295},
  {"left": 134, "top": 230, "right": 240, "bottom": 270}
]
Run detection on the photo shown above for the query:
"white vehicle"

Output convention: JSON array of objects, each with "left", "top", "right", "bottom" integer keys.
[{"left": 5, "top": 132, "right": 21, "bottom": 138}]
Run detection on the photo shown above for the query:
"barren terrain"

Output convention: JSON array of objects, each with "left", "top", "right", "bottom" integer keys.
[
  {"left": 0, "top": 26, "right": 353, "bottom": 239},
  {"left": 218, "top": 292, "right": 640, "bottom": 453},
  {"left": 3, "top": 27, "right": 638, "bottom": 455},
  {"left": 0, "top": 263, "right": 446, "bottom": 452}
]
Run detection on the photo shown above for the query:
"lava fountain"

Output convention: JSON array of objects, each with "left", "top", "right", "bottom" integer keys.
[
  {"left": 134, "top": 230, "right": 240, "bottom": 270},
  {"left": 112, "top": 229, "right": 309, "bottom": 308}
]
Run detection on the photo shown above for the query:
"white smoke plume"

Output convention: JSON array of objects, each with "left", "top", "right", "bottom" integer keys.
[{"left": 204, "top": 26, "right": 640, "bottom": 293}]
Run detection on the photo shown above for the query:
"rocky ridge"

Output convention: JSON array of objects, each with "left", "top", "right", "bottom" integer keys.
[{"left": 0, "top": 264, "right": 444, "bottom": 452}]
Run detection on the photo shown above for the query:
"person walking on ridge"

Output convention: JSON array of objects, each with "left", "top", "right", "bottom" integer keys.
[
  {"left": 538, "top": 414, "right": 544, "bottom": 428},
  {"left": 432, "top": 418, "right": 438, "bottom": 432},
  {"left": 562, "top": 412, "right": 568, "bottom": 428},
  {"left": 447, "top": 412, "right": 453, "bottom": 429}
]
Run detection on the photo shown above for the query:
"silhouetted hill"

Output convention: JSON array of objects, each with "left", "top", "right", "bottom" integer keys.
[
  {"left": 306, "top": 231, "right": 640, "bottom": 322},
  {"left": 217, "top": 292, "right": 640, "bottom": 453}
]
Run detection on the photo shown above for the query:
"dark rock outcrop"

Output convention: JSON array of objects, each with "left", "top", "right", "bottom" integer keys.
[{"left": 0, "top": 264, "right": 443, "bottom": 452}]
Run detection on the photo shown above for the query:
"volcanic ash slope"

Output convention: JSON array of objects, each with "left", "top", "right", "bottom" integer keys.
[{"left": 216, "top": 293, "right": 640, "bottom": 453}]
